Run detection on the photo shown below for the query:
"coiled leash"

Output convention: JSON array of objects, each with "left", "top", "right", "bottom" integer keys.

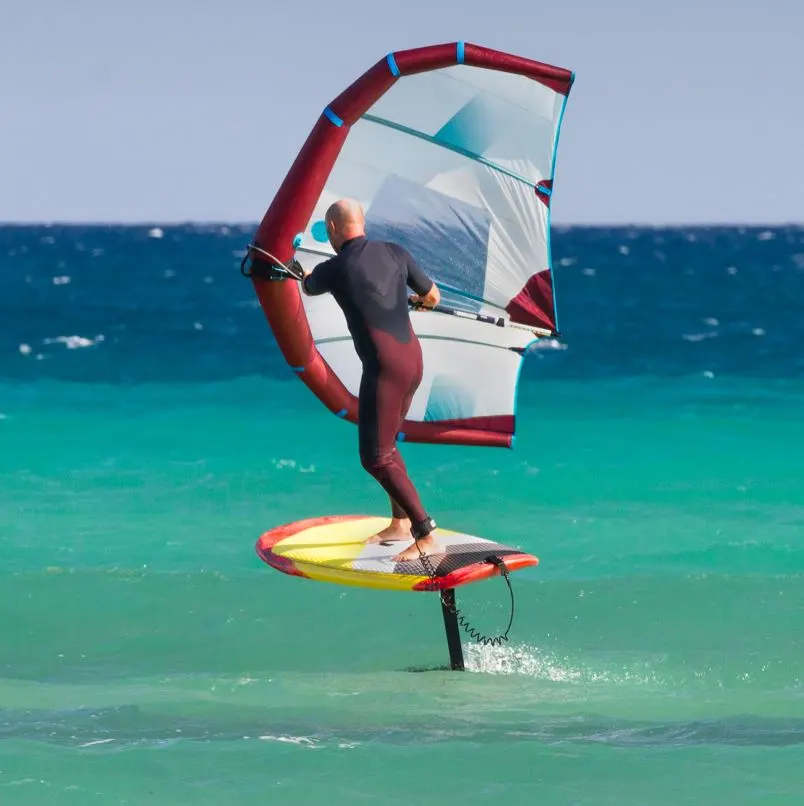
[{"left": 414, "top": 527, "right": 516, "bottom": 647}]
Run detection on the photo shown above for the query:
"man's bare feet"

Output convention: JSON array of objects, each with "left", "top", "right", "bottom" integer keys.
[
  {"left": 365, "top": 517, "right": 411, "bottom": 543},
  {"left": 392, "top": 534, "right": 440, "bottom": 562}
]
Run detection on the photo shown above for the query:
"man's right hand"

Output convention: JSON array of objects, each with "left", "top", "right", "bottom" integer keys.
[{"left": 409, "top": 282, "right": 440, "bottom": 308}]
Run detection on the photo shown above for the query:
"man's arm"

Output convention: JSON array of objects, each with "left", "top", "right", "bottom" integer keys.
[
  {"left": 401, "top": 248, "right": 440, "bottom": 308},
  {"left": 301, "top": 258, "right": 335, "bottom": 296}
]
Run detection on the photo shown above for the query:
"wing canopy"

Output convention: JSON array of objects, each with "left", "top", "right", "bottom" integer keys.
[{"left": 249, "top": 42, "right": 574, "bottom": 447}]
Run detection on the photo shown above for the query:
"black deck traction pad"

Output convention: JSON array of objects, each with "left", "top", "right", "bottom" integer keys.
[{"left": 388, "top": 541, "right": 522, "bottom": 576}]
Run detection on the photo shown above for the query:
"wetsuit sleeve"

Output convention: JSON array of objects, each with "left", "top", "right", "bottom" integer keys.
[
  {"left": 398, "top": 247, "right": 434, "bottom": 296},
  {"left": 301, "top": 258, "right": 336, "bottom": 296}
]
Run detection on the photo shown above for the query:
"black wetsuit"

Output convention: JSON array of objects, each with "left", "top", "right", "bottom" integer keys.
[{"left": 302, "top": 236, "right": 435, "bottom": 537}]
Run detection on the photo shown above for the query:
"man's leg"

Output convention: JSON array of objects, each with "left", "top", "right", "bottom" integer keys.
[
  {"left": 384, "top": 358, "right": 440, "bottom": 562},
  {"left": 359, "top": 368, "right": 425, "bottom": 542},
  {"left": 363, "top": 481, "right": 410, "bottom": 542},
  {"left": 358, "top": 356, "right": 438, "bottom": 559},
  {"left": 364, "top": 500, "right": 411, "bottom": 543},
  {"left": 358, "top": 370, "right": 404, "bottom": 541},
  {"left": 365, "top": 464, "right": 414, "bottom": 543},
  {"left": 381, "top": 452, "right": 442, "bottom": 562},
  {"left": 367, "top": 375, "right": 420, "bottom": 543},
  {"left": 385, "top": 344, "right": 422, "bottom": 530}
]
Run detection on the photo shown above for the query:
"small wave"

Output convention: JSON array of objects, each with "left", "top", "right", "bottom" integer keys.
[
  {"left": 17, "top": 343, "right": 47, "bottom": 361},
  {"left": 258, "top": 734, "right": 320, "bottom": 748},
  {"left": 52, "top": 275, "right": 70, "bottom": 285},
  {"left": 42, "top": 335, "right": 104, "bottom": 350},
  {"left": 682, "top": 332, "right": 718, "bottom": 342},
  {"left": 271, "top": 458, "right": 316, "bottom": 473}
]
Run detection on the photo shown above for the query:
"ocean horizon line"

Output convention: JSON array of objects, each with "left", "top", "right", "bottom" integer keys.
[{"left": 1, "top": 219, "right": 803, "bottom": 230}]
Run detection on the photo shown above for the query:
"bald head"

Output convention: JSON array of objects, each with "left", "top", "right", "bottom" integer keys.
[{"left": 325, "top": 198, "right": 366, "bottom": 251}]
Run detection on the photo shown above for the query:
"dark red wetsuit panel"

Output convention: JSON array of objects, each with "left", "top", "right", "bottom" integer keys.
[
  {"left": 357, "top": 326, "right": 423, "bottom": 520},
  {"left": 303, "top": 236, "right": 433, "bottom": 525}
]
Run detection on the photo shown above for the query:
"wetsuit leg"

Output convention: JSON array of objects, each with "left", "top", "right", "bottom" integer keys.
[
  {"left": 387, "top": 452, "right": 416, "bottom": 519},
  {"left": 388, "top": 459, "right": 413, "bottom": 519},
  {"left": 358, "top": 338, "right": 429, "bottom": 527},
  {"left": 385, "top": 360, "right": 422, "bottom": 520},
  {"left": 389, "top": 498, "right": 407, "bottom": 519}
]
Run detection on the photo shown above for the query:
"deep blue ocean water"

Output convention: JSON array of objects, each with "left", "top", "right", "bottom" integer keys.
[{"left": 2, "top": 223, "right": 803, "bottom": 804}]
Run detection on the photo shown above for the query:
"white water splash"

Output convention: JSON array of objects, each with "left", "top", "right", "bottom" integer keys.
[
  {"left": 464, "top": 642, "right": 600, "bottom": 681},
  {"left": 527, "top": 339, "right": 566, "bottom": 352},
  {"left": 463, "top": 642, "right": 670, "bottom": 688}
]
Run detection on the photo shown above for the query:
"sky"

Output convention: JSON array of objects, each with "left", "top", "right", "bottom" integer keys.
[{"left": 1, "top": 0, "right": 801, "bottom": 225}]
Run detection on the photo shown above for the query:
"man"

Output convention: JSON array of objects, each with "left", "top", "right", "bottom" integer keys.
[{"left": 301, "top": 198, "right": 441, "bottom": 562}]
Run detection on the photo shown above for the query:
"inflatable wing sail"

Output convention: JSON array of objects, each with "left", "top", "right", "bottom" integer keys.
[{"left": 245, "top": 42, "right": 574, "bottom": 448}]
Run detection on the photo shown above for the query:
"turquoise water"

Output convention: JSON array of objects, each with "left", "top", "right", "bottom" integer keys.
[{"left": 2, "top": 225, "right": 803, "bottom": 803}]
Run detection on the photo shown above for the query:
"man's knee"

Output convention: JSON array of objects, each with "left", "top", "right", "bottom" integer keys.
[{"left": 360, "top": 448, "right": 396, "bottom": 478}]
